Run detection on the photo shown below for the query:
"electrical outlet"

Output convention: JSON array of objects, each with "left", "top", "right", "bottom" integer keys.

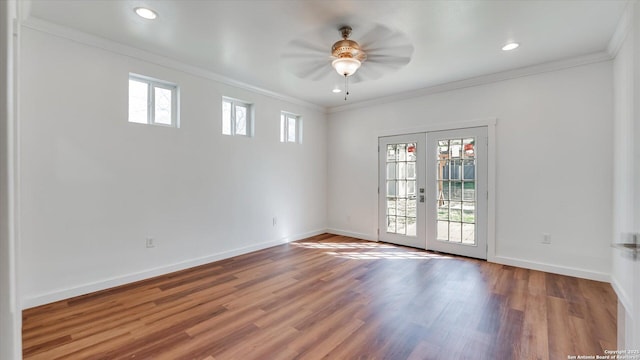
[
  {"left": 146, "top": 237, "right": 155, "bottom": 248},
  {"left": 542, "top": 233, "right": 551, "bottom": 245}
]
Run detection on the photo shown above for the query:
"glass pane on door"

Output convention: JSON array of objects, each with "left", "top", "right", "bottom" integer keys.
[
  {"left": 386, "top": 142, "right": 417, "bottom": 237},
  {"left": 435, "top": 137, "right": 476, "bottom": 245}
]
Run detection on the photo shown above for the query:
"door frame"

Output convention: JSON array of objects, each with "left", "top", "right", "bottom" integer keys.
[{"left": 377, "top": 118, "right": 496, "bottom": 261}]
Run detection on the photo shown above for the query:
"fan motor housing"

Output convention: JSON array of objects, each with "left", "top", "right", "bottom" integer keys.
[{"left": 331, "top": 39, "right": 367, "bottom": 61}]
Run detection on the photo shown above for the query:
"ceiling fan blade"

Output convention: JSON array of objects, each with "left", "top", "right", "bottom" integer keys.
[
  {"left": 354, "top": 24, "right": 414, "bottom": 81},
  {"left": 366, "top": 44, "right": 414, "bottom": 58},
  {"left": 281, "top": 36, "right": 333, "bottom": 80},
  {"left": 357, "top": 24, "right": 396, "bottom": 49},
  {"left": 286, "top": 39, "right": 327, "bottom": 56},
  {"left": 360, "top": 25, "right": 412, "bottom": 52},
  {"left": 310, "top": 66, "right": 333, "bottom": 81},
  {"left": 287, "top": 60, "right": 331, "bottom": 80},
  {"left": 366, "top": 54, "right": 412, "bottom": 68},
  {"left": 281, "top": 52, "right": 328, "bottom": 60}
]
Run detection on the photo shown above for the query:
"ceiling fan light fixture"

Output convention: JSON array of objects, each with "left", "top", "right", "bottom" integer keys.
[{"left": 332, "top": 57, "right": 361, "bottom": 77}]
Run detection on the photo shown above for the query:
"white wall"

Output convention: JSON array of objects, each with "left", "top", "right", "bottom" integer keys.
[
  {"left": 1, "top": 0, "right": 21, "bottom": 358},
  {"left": 611, "top": 0, "right": 640, "bottom": 349},
  {"left": 19, "top": 26, "right": 327, "bottom": 308},
  {"left": 327, "top": 60, "right": 613, "bottom": 281}
]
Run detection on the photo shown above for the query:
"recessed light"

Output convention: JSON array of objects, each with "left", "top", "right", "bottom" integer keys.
[
  {"left": 135, "top": 7, "right": 157, "bottom": 20},
  {"left": 502, "top": 42, "right": 519, "bottom": 51},
  {"left": 332, "top": 88, "right": 342, "bottom": 93}
]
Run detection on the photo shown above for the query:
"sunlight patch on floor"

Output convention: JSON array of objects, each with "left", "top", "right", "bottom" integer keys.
[
  {"left": 293, "top": 241, "right": 453, "bottom": 260},
  {"left": 325, "top": 251, "right": 453, "bottom": 260},
  {"left": 294, "top": 242, "right": 397, "bottom": 249}
]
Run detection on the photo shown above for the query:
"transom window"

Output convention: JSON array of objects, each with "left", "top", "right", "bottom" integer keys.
[
  {"left": 280, "top": 111, "right": 302, "bottom": 143},
  {"left": 128, "top": 73, "right": 179, "bottom": 127},
  {"left": 222, "top": 97, "right": 253, "bottom": 137}
]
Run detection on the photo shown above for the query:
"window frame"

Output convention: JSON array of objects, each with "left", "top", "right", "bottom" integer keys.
[
  {"left": 222, "top": 97, "right": 254, "bottom": 137},
  {"left": 280, "top": 111, "right": 302, "bottom": 143},
  {"left": 128, "top": 73, "right": 179, "bottom": 128}
]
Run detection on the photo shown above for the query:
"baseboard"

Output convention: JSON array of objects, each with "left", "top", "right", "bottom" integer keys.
[
  {"left": 493, "top": 255, "right": 610, "bottom": 282},
  {"left": 22, "top": 230, "right": 326, "bottom": 309},
  {"left": 326, "top": 228, "right": 377, "bottom": 242},
  {"left": 611, "top": 276, "right": 634, "bottom": 315},
  {"left": 281, "top": 229, "right": 327, "bottom": 243}
]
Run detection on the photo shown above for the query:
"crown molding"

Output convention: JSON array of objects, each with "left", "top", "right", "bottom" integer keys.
[
  {"left": 608, "top": 0, "right": 636, "bottom": 57},
  {"left": 21, "top": 17, "right": 326, "bottom": 113},
  {"left": 328, "top": 51, "right": 613, "bottom": 114}
]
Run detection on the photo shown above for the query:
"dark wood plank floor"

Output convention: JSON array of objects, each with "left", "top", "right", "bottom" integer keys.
[{"left": 23, "top": 234, "right": 617, "bottom": 359}]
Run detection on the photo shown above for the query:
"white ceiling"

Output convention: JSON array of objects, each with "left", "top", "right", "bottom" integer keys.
[{"left": 25, "top": 0, "right": 628, "bottom": 109}]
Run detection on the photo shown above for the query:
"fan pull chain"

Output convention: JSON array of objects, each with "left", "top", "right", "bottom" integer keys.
[{"left": 344, "top": 74, "right": 349, "bottom": 101}]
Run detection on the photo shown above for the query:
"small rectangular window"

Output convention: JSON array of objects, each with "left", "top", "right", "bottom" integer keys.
[
  {"left": 222, "top": 97, "right": 253, "bottom": 137},
  {"left": 280, "top": 111, "right": 302, "bottom": 143},
  {"left": 128, "top": 74, "right": 179, "bottom": 127}
]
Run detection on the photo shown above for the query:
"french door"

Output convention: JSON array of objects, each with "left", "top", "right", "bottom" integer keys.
[
  {"left": 378, "top": 127, "right": 488, "bottom": 259},
  {"left": 378, "top": 134, "right": 426, "bottom": 248},
  {"left": 426, "top": 128, "right": 487, "bottom": 259}
]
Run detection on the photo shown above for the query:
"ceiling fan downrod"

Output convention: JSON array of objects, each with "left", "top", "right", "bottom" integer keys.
[{"left": 340, "top": 26, "right": 352, "bottom": 40}]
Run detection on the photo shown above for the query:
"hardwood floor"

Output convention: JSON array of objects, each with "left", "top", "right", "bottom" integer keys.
[{"left": 23, "top": 234, "right": 617, "bottom": 359}]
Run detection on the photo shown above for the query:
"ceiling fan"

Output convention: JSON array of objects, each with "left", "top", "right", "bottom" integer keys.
[{"left": 283, "top": 24, "right": 414, "bottom": 100}]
